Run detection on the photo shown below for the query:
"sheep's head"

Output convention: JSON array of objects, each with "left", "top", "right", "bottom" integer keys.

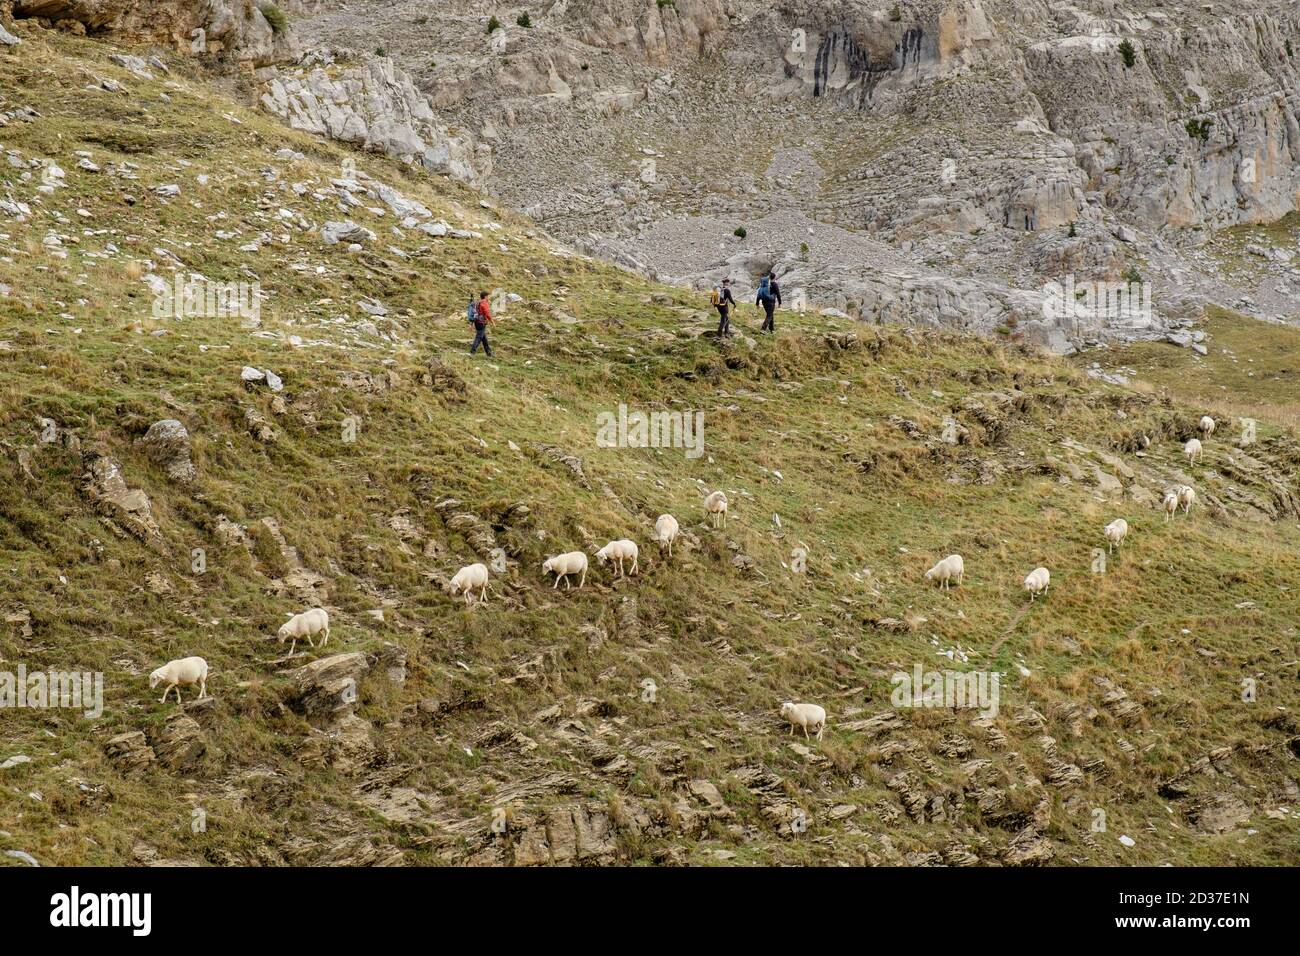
[
  {"left": 276, "top": 621, "right": 292, "bottom": 639},
  {"left": 779, "top": 701, "right": 793, "bottom": 717},
  {"left": 148, "top": 668, "right": 165, "bottom": 689},
  {"left": 443, "top": 578, "right": 459, "bottom": 595},
  {"left": 542, "top": 558, "right": 554, "bottom": 574},
  {"left": 594, "top": 548, "right": 608, "bottom": 565},
  {"left": 923, "top": 567, "right": 935, "bottom": 581}
]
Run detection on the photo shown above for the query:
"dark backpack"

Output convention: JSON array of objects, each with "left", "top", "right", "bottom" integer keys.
[{"left": 467, "top": 298, "right": 479, "bottom": 324}]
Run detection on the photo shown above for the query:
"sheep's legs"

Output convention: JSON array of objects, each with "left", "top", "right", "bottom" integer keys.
[
  {"left": 816, "top": 724, "right": 824, "bottom": 741},
  {"left": 199, "top": 678, "right": 207, "bottom": 700},
  {"left": 801, "top": 724, "right": 810, "bottom": 740},
  {"left": 579, "top": 567, "right": 587, "bottom": 589},
  {"left": 631, "top": 557, "right": 638, "bottom": 575}
]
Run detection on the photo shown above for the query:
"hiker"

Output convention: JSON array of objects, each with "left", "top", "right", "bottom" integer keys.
[
  {"left": 711, "top": 278, "right": 738, "bottom": 336},
  {"left": 469, "top": 290, "right": 494, "bottom": 356},
  {"left": 756, "top": 271, "right": 782, "bottom": 333}
]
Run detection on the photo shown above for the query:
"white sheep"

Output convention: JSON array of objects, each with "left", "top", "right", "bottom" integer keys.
[
  {"left": 1178, "top": 484, "right": 1196, "bottom": 515},
  {"left": 1162, "top": 491, "right": 1179, "bottom": 522},
  {"left": 1184, "top": 437, "right": 1203, "bottom": 464},
  {"left": 277, "top": 607, "right": 329, "bottom": 656},
  {"left": 595, "top": 539, "right": 639, "bottom": 578},
  {"left": 780, "top": 701, "right": 827, "bottom": 741},
  {"left": 149, "top": 656, "right": 209, "bottom": 704},
  {"left": 1199, "top": 415, "right": 1216, "bottom": 440},
  {"left": 446, "top": 562, "right": 491, "bottom": 605},
  {"left": 924, "top": 554, "right": 964, "bottom": 590},
  {"left": 1104, "top": 518, "right": 1129, "bottom": 553},
  {"left": 654, "top": 514, "right": 680, "bottom": 558},
  {"left": 542, "top": 551, "right": 588, "bottom": 590},
  {"left": 704, "top": 490, "right": 728, "bottom": 528},
  {"left": 1023, "top": 566, "right": 1050, "bottom": 600}
]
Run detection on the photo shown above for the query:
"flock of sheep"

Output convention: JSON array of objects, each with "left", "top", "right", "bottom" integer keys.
[{"left": 144, "top": 416, "right": 1221, "bottom": 743}]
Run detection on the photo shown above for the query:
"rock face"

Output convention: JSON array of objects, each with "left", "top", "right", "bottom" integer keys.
[
  {"left": 12, "top": 0, "right": 298, "bottom": 66},
  {"left": 261, "top": 55, "right": 487, "bottom": 186},
  {"left": 136, "top": 419, "right": 196, "bottom": 484},
  {"left": 288, "top": 0, "right": 1300, "bottom": 350}
]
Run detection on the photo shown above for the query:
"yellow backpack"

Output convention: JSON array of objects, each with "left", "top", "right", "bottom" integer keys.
[{"left": 709, "top": 287, "right": 722, "bottom": 306}]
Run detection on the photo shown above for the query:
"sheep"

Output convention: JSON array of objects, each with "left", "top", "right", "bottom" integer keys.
[
  {"left": 654, "top": 514, "right": 680, "bottom": 558},
  {"left": 1184, "top": 437, "right": 1203, "bottom": 464},
  {"left": 704, "top": 490, "right": 728, "bottom": 528},
  {"left": 1104, "top": 518, "right": 1129, "bottom": 553},
  {"left": 1199, "top": 415, "right": 1216, "bottom": 440},
  {"left": 446, "top": 562, "right": 491, "bottom": 605},
  {"left": 149, "top": 656, "right": 209, "bottom": 704},
  {"left": 780, "top": 701, "right": 827, "bottom": 741},
  {"left": 1162, "top": 491, "right": 1179, "bottom": 522},
  {"left": 924, "top": 554, "right": 964, "bottom": 590},
  {"left": 595, "top": 539, "right": 639, "bottom": 578},
  {"left": 1178, "top": 484, "right": 1196, "bottom": 515},
  {"left": 277, "top": 607, "right": 329, "bottom": 656},
  {"left": 1023, "top": 566, "right": 1050, "bottom": 600},
  {"left": 542, "top": 551, "right": 588, "bottom": 590}
]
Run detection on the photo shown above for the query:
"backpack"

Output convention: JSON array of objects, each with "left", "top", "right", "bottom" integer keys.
[
  {"left": 709, "top": 287, "right": 722, "bottom": 306},
  {"left": 467, "top": 298, "right": 479, "bottom": 324},
  {"left": 757, "top": 276, "right": 771, "bottom": 301}
]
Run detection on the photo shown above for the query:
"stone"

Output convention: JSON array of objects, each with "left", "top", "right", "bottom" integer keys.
[{"left": 136, "top": 419, "right": 196, "bottom": 484}]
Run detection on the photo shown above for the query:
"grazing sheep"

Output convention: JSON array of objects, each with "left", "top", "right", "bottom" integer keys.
[
  {"left": 542, "top": 551, "right": 588, "bottom": 590},
  {"left": 780, "top": 701, "right": 827, "bottom": 741},
  {"left": 595, "top": 539, "right": 639, "bottom": 578},
  {"left": 1162, "top": 491, "right": 1179, "bottom": 522},
  {"left": 1178, "top": 484, "right": 1196, "bottom": 515},
  {"left": 704, "top": 490, "right": 728, "bottom": 528},
  {"left": 277, "top": 607, "right": 330, "bottom": 656},
  {"left": 1023, "top": 566, "right": 1050, "bottom": 600},
  {"left": 446, "top": 562, "right": 491, "bottom": 605},
  {"left": 1184, "top": 437, "right": 1203, "bottom": 464},
  {"left": 1200, "top": 416, "right": 1216, "bottom": 440},
  {"left": 149, "top": 656, "right": 209, "bottom": 704},
  {"left": 924, "top": 554, "right": 965, "bottom": 590},
  {"left": 1104, "top": 518, "right": 1129, "bottom": 553},
  {"left": 654, "top": 514, "right": 680, "bottom": 558}
]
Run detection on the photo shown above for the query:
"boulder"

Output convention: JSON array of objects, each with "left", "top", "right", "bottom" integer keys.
[{"left": 136, "top": 419, "right": 196, "bottom": 484}]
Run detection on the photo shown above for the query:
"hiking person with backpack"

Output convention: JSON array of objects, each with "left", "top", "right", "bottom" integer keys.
[
  {"left": 710, "top": 278, "right": 738, "bottom": 336},
  {"left": 756, "top": 271, "right": 782, "bottom": 333},
  {"left": 469, "top": 290, "right": 495, "bottom": 356}
]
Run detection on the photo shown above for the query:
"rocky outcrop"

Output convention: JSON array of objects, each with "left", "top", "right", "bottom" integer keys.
[
  {"left": 261, "top": 55, "right": 487, "bottom": 186},
  {"left": 80, "top": 444, "right": 164, "bottom": 549},
  {"left": 12, "top": 0, "right": 298, "bottom": 66},
  {"left": 136, "top": 418, "right": 196, "bottom": 484}
]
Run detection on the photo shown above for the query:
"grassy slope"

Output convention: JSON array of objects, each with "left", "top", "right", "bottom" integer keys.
[{"left": 1, "top": 29, "right": 1298, "bottom": 866}]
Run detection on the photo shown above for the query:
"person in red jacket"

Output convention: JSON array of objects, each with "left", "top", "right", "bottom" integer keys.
[{"left": 470, "top": 290, "right": 495, "bottom": 356}]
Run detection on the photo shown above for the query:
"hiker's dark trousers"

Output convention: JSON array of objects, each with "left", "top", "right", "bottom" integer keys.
[
  {"left": 470, "top": 324, "right": 493, "bottom": 356},
  {"left": 716, "top": 306, "right": 730, "bottom": 336},
  {"left": 761, "top": 300, "right": 776, "bottom": 332}
]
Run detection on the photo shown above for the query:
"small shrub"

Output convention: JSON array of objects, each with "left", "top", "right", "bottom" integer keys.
[
  {"left": 657, "top": 0, "right": 676, "bottom": 8},
  {"left": 487, "top": 15, "right": 501, "bottom": 34},
  {"left": 260, "top": 3, "right": 288, "bottom": 35},
  {"left": 1185, "top": 118, "right": 1212, "bottom": 142},
  {"left": 1067, "top": 221, "right": 1077, "bottom": 238},
  {"left": 374, "top": 46, "right": 386, "bottom": 57},
  {"left": 1118, "top": 39, "right": 1136, "bottom": 68},
  {"left": 516, "top": 12, "right": 531, "bottom": 27},
  {"left": 733, "top": 226, "right": 747, "bottom": 239},
  {"left": 1287, "top": 39, "right": 1294, "bottom": 58}
]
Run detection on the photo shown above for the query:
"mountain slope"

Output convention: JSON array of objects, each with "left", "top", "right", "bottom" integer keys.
[{"left": 1, "top": 26, "right": 1299, "bottom": 867}]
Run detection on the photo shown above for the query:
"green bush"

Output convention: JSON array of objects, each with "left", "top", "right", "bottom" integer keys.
[
  {"left": 733, "top": 226, "right": 747, "bottom": 239},
  {"left": 517, "top": 12, "right": 532, "bottom": 28},
  {"left": 260, "top": 3, "right": 288, "bottom": 35},
  {"left": 487, "top": 15, "right": 501, "bottom": 34},
  {"left": 1185, "top": 118, "right": 1212, "bottom": 142},
  {"left": 1118, "top": 39, "right": 1136, "bottom": 68}
]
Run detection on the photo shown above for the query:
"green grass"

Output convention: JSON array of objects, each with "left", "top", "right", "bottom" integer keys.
[{"left": 0, "top": 30, "right": 1297, "bottom": 867}]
